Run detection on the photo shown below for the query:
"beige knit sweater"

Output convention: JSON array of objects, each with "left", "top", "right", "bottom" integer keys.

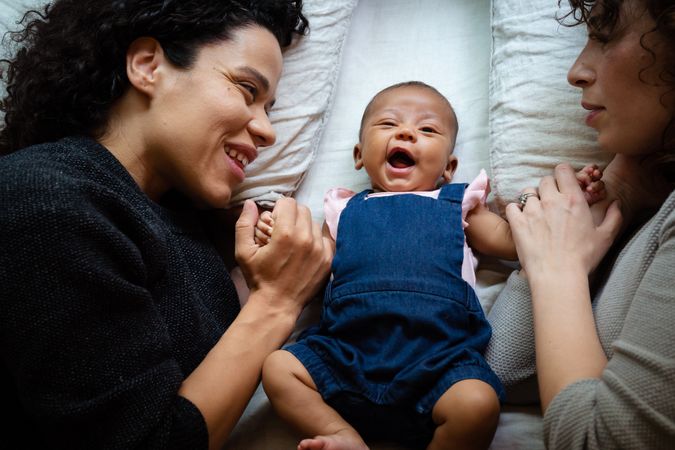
[{"left": 485, "top": 190, "right": 675, "bottom": 449}]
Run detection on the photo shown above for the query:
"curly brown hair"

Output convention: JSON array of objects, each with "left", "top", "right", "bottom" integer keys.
[
  {"left": 560, "top": 0, "right": 675, "bottom": 172},
  {"left": 0, "top": 0, "right": 308, "bottom": 155}
]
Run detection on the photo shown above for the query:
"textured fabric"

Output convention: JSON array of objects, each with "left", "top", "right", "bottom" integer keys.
[
  {"left": 287, "top": 183, "right": 503, "bottom": 440},
  {"left": 0, "top": 137, "right": 240, "bottom": 450},
  {"left": 322, "top": 170, "right": 490, "bottom": 288},
  {"left": 488, "top": 0, "right": 612, "bottom": 215},
  {"left": 485, "top": 191, "right": 675, "bottom": 448}
]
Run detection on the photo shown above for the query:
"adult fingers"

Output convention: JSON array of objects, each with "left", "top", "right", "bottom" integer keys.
[
  {"left": 554, "top": 163, "right": 586, "bottom": 196},
  {"left": 505, "top": 201, "right": 524, "bottom": 223},
  {"left": 516, "top": 186, "right": 540, "bottom": 210},
  {"left": 270, "top": 197, "right": 298, "bottom": 242},
  {"left": 537, "top": 175, "right": 558, "bottom": 198},
  {"left": 295, "top": 204, "right": 314, "bottom": 240},
  {"left": 598, "top": 200, "right": 623, "bottom": 243},
  {"left": 234, "top": 200, "right": 259, "bottom": 258},
  {"left": 312, "top": 220, "right": 333, "bottom": 268}
]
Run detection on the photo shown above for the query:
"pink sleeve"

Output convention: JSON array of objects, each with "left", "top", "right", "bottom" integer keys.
[
  {"left": 324, "top": 188, "right": 356, "bottom": 240},
  {"left": 460, "top": 169, "right": 490, "bottom": 288},
  {"left": 461, "top": 169, "right": 490, "bottom": 229}
]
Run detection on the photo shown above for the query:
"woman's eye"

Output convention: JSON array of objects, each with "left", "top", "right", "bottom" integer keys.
[
  {"left": 240, "top": 83, "right": 257, "bottom": 101},
  {"left": 589, "top": 34, "right": 606, "bottom": 43},
  {"left": 588, "top": 31, "right": 610, "bottom": 44}
]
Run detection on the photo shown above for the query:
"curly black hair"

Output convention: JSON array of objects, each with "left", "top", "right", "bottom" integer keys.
[
  {"left": 0, "top": 0, "right": 308, "bottom": 155},
  {"left": 560, "top": 0, "right": 675, "bottom": 168}
]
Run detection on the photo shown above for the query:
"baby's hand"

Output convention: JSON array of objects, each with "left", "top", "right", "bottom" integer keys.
[
  {"left": 576, "top": 164, "right": 606, "bottom": 205},
  {"left": 254, "top": 210, "right": 274, "bottom": 246}
]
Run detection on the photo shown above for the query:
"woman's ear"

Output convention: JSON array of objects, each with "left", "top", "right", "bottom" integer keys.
[
  {"left": 353, "top": 143, "right": 364, "bottom": 170},
  {"left": 126, "top": 37, "right": 164, "bottom": 97},
  {"left": 443, "top": 154, "right": 458, "bottom": 182}
]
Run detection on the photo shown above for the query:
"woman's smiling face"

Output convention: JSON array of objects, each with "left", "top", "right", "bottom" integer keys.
[
  {"left": 567, "top": 0, "right": 675, "bottom": 156},
  {"left": 146, "top": 25, "right": 283, "bottom": 208},
  {"left": 354, "top": 85, "right": 458, "bottom": 193}
]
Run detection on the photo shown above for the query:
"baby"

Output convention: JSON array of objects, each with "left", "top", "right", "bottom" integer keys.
[{"left": 257, "top": 81, "right": 604, "bottom": 450}]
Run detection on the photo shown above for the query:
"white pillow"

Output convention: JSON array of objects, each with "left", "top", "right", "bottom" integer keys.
[
  {"left": 0, "top": 1, "right": 39, "bottom": 27},
  {"left": 488, "top": 0, "right": 611, "bottom": 213},
  {"left": 229, "top": 0, "right": 358, "bottom": 207},
  {"left": 0, "top": 1, "right": 46, "bottom": 56}
]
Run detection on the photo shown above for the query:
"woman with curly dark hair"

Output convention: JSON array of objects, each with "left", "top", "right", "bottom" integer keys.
[
  {"left": 0, "top": 1, "right": 333, "bottom": 449},
  {"left": 486, "top": 0, "right": 675, "bottom": 448}
]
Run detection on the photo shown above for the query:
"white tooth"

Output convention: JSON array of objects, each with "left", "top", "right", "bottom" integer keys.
[
  {"left": 228, "top": 149, "right": 238, "bottom": 158},
  {"left": 242, "top": 158, "right": 249, "bottom": 166}
]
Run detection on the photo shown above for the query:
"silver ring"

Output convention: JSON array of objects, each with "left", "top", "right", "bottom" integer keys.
[{"left": 518, "top": 192, "right": 537, "bottom": 207}]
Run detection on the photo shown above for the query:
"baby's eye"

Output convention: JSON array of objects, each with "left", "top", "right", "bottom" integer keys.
[{"left": 420, "top": 126, "right": 437, "bottom": 133}]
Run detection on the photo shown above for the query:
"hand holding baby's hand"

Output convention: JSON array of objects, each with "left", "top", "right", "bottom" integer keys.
[{"left": 576, "top": 164, "right": 606, "bottom": 205}]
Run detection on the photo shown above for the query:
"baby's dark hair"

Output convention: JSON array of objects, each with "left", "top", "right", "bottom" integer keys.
[
  {"left": 0, "top": 0, "right": 308, "bottom": 155},
  {"left": 358, "top": 81, "right": 458, "bottom": 145}
]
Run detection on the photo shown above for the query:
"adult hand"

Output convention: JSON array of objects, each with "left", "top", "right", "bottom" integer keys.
[
  {"left": 506, "top": 164, "right": 623, "bottom": 277},
  {"left": 234, "top": 198, "right": 333, "bottom": 316}
]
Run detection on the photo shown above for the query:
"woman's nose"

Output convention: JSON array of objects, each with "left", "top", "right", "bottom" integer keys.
[
  {"left": 248, "top": 110, "right": 276, "bottom": 148},
  {"left": 567, "top": 43, "right": 596, "bottom": 88}
]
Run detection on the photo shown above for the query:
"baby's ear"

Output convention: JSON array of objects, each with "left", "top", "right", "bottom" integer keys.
[
  {"left": 443, "top": 154, "right": 458, "bottom": 182},
  {"left": 353, "top": 143, "right": 364, "bottom": 170}
]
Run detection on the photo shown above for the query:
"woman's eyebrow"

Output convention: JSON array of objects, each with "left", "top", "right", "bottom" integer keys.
[{"left": 237, "top": 66, "right": 270, "bottom": 92}]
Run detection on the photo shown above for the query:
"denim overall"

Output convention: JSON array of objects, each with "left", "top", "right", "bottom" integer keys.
[{"left": 286, "top": 183, "right": 504, "bottom": 445}]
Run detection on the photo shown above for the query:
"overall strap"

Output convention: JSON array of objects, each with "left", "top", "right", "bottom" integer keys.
[
  {"left": 351, "top": 189, "right": 373, "bottom": 203},
  {"left": 437, "top": 183, "right": 467, "bottom": 204}
]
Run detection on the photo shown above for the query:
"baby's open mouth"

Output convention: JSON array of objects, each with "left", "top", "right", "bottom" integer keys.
[{"left": 387, "top": 149, "right": 415, "bottom": 168}]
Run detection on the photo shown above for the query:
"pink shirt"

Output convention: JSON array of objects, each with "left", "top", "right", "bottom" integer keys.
[{"left": 324, "top": 169, "right": 490, "bottom": 288}]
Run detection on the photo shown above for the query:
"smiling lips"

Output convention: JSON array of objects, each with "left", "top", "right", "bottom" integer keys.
[{"left": 225, "top": 144, "right": 257, "bottom": 180}]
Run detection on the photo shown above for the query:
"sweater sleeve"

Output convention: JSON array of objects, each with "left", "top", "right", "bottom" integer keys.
[
  {"left": 543, "top": 216, "right": 675, "bottom": 449},
  {"left": 0, "top": 184, "right": 208, "bottom": 449},
  {"left": 484, "top": 271, "right": 539, "bottom": 398}
]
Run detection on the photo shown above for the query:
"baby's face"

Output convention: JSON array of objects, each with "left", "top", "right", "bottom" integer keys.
[{"left": 355, "top": 86, "right": 458, "bottom": 192}]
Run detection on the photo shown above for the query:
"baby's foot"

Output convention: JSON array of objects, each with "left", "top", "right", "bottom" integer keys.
[
  {"left": 576, "top": 164, "right": 606, "bottom": 205},
  {"left": 297, "top": 429, "right": 369, "bottom": 450}
]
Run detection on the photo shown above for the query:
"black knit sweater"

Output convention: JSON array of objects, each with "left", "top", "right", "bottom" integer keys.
[{"left": 0, "top": 136, "right": 240, "bottom": 449}]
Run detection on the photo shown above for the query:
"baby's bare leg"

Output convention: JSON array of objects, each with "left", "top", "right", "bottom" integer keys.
[
  {"left": 427, "top": 379, "right": 500, "bottom": 450},
  {"left": 262, "top": 350, "right": 368, "bottom": 450}
]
